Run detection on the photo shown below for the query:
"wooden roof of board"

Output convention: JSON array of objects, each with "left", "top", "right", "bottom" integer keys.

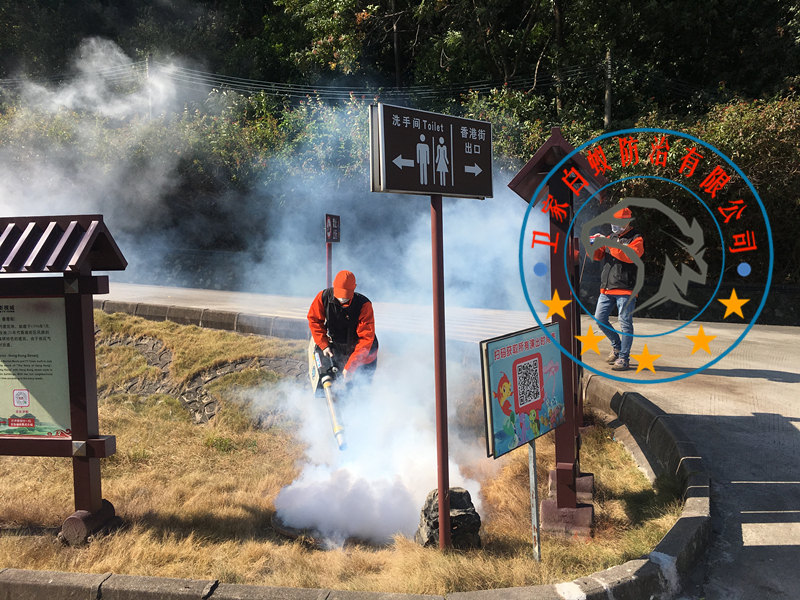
[
  {"left": 508, "top": 127, "right": 610, "bottom": 205},
  {"left": 0, "top": 215, "right": 127, "bottom": 274}
]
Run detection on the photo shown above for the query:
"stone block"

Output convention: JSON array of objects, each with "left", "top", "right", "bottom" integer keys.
[
  {"left": 0, "top": 568, "right": 111, "bottom": 600},
  {"left": 448, "top": 585, "right": 560, "bottom": 600},
  {"left": 540, "top": 499, "right": 594, "bottom": 539},
  {"left": 571, "top": 559, "right": 665, "bottom": 600},
  {"left": 211, "top": 583, "right": 329, "bottom": 600},
  {"left": 326, "top": 591, "right": 443, "bottom": 600},
  {"left": 653, "top": 514, "right": 711, "bottom": 574},
  {"left": 134, "top": 302, "right": 169, "bottom": 322},
  {"left": 199, "top": 309, "right": 237, "bottom": 331},
  {"left": 235, "top": 314, "right": 275, "bottom": 336},
  {"left": 546, "top": 471, "right": 594, "bottom": 503},
  {"left": 102, "top": 300, "right": 139, "bottom": 316},
  {"left": 618, "top": 392, "right": 666, "bottom": 441},
  {"left": 101, "top": 574, "right": 217, "bottom": 600},
  {"left": 166, "top": 306, "right": 204, "bottom": 326},
  {"left": 270, "top": 317, "right": 310, "bottom": 340}
]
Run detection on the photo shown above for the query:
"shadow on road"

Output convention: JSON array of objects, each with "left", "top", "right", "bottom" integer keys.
[{"left": 666, "top": 412, "right": 800, "bottom": 599}]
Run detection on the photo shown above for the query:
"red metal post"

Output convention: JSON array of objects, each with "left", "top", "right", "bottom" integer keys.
[
  {"left": 430, "top": 194, "right": 451, "bottom": 549},
  {"left": 326, "top": 242, "right": 332, "bottom": 288}
]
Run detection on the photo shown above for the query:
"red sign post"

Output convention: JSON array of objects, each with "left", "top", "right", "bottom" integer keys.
[{"left": 370, "top": 103, "right": 493, "bottom": 548}]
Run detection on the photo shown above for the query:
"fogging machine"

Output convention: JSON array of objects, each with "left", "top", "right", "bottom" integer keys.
[{"left": 308, "top": 340, "right": 347, "bottom": 451}]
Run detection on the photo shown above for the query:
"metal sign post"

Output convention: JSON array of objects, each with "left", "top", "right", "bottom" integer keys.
[
  {"left": 480, "top": 323, "right": 566, "bottom": 559},
  {"left": 370, "top": 103, "right": 493, "bottom": 549},
  {"left": 325, "top": 214, "right": 340, "bottom": 288},
  {"left": 529, "top": 441, "right": 541, "bottom": 561},
  {"left": 430, "top": 193, "right": 451, "bottom": 549}
]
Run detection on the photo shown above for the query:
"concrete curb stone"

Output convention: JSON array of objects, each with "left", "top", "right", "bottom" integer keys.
[
  {"left": 235, "top": 314, "right": 275, "bottom": 336},
  {"left": 211, "top": 584, "right": 329, "bottom": 600},
  {"left": 134, "top": 303, "right": 169, "bottom": 322},
  {"left": 570, "top": 559, "right": 666, "bottom": 600},
  {"left": 326, "top": 592, "right": 445, "bottom": 600},
  {"left": 447, "top": 585, "right": 563, "bottom": 599},
  {"left": 0, "top": 568, "right": 112, "bottom": 600},
  {"left": 99, "top": 574, "right": 218, "bottom": 599},
  {"left": 99, "top": 300, "right": 140, "bottom": 316},
  {"left": 166, "top": 306, "right": 204, "bottom": 326},
  {"left": 199, "top": 309, "right": 238, "bottom": 331}
]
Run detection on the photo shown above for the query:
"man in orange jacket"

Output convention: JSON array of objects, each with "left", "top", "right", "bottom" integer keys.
[
  {"left": 307, "top": 270, "right": 379, "bottom": 385},
  {"left": 589, "top": 207, "right": 644, "bottom": 371}
]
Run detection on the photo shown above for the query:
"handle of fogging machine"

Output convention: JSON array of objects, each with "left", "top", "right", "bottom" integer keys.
[{"left": 321, "top": 375, "right": 347, "bottom": 450}]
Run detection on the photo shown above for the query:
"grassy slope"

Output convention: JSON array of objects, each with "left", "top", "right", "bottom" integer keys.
[{"left": 0, "top": 312, "right": 680, "bottom": 593}]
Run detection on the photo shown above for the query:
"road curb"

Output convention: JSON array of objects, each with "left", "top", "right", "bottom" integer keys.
[{"left": 52, "top": 301, "right": 711, "bottom": 599}]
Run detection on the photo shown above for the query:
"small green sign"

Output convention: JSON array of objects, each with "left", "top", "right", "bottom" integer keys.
[{"left": 0, "top": 298, "right": 71, "bottom": 437}]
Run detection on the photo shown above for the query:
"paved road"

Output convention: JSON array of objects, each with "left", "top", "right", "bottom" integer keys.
[{"left": 103, "top": 282, "right": 800, "bottom": 599}]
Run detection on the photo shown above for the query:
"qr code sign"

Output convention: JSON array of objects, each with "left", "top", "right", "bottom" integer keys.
[
  {"left": 13, "top": 389, "right": 30, "bottom": 408},
  {"left": 513, "top": 354, "right": 543, "bottom": 412}
]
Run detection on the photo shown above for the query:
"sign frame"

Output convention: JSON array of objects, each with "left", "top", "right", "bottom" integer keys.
[
  {"left": 370, "top": 103, "right": 493, "bottom": 199},
  {"left": 480, "top": 323, "right": 566, "bottom": 459},
  {"left": 325, "top": 214, "right": 340, "bottom": 244}
]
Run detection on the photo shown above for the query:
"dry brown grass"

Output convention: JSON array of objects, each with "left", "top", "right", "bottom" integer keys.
[{"left": 0, "top": 314, "right": 681, "bottom": 594}]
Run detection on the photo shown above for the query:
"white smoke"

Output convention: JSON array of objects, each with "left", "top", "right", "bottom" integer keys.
[
  {"left": 267, "top": 347, "right": 483, "bottom": 547},
  {"left": 20, "top": 38, "right": 177, "bottom": 118}
]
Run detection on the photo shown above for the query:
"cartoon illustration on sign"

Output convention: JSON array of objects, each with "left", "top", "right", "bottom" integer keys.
[{"left": 493, "top": 372, "right": 518, "bottom": 448}]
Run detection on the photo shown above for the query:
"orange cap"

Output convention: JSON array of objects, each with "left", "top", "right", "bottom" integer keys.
[
  {"left": 333, "top": 270, "right": 356, "bottom": 298},
  {"left": 613, "top": 207, "right": 632, "bottom": 219}
]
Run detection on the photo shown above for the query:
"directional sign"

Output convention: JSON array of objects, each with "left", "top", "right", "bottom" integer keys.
[
  {"left": 325, "top": 214, "right": 340, "bottom": 243},
  {"left": 370, "top": 103, "right": 493, "bottom": 199}
]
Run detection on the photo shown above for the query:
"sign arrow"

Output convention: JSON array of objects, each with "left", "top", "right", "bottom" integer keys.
[
  {"left": 393, "top": 155, "right": 415, "bottom": 169},
  {"left": 464, "top": 163, "right": 482, "bottom": 176}
]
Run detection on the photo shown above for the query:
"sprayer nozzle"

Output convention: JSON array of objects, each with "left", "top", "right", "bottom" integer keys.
[{"left": 334, "top": 429, "right": 347, "bottom": 451}]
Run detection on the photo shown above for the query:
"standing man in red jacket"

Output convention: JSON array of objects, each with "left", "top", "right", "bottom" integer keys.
[
  {"left": 307, "top": 270, "right": 379, "bottom": 385},
  {"left": 589, "top": 207, "right": 644, "bottom": 371}
]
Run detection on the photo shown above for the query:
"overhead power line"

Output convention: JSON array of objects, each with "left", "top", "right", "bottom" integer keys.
[{"left": 0, "top": 59, "right": 606, "bottom": 102}]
